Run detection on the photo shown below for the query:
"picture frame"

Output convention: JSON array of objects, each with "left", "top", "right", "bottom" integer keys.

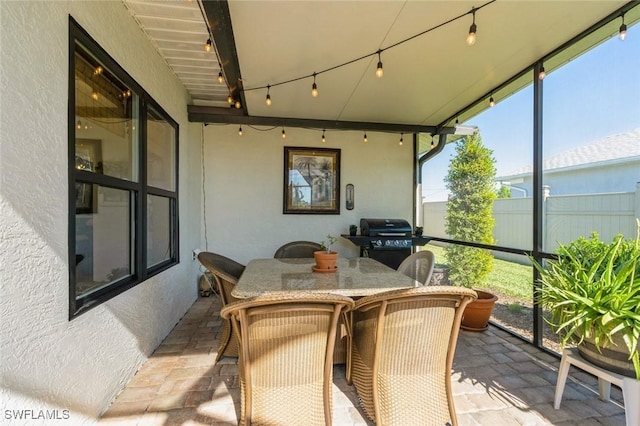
[
  {"left": 75, "top": 139, "right": 102, "bottom": 214},
  {"left": 284, "top": 147, "right": 340, "bottom": 214}
]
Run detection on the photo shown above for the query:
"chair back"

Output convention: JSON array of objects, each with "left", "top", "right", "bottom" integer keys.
[
  {"left": 274, "top": 241, "right": 323, "bottom": 258},
  {"left": 397, "top": 250, "right": 436, "bottom": 285},
  {"left": 350, "top": 286, "right": 477, "bottom": 426},
  {"left": 197, "top": 252, "right": 246, "bottom": 361},
  {"left": 197, "top": 251, "right": 245, "bottom": 306},
  {"left": 221, "top": 292, "right": 354, "bottom": 426}
]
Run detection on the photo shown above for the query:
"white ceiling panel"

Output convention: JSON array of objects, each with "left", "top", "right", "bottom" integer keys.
[{"left": 122, "top": 0, "right": 634, "bottom": 122}]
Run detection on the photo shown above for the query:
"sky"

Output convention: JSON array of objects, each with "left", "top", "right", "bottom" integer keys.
[{"left": 422, "top": 24, "right": 640, "bottom": 202}]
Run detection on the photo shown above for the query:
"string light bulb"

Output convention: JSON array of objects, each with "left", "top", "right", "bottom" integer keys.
[
  {"left": 619, "top": 14, "right": 627, "bottom": 41},
  {"left": 266, "top": 85, "right": 272, "bottom": 106},
  {"left": 375, "top": 51, "right": 384, "bottom": 78},
  {"left": 399, "top": 133, "right": 403, "bottom": 146},
  {"left": 238, "top": 126, "right": 243, "bottom": 136},
  {"left": 466, "top": 8, "right": 477, "bottom": 46},
  {"left": 282, "top": 128, "right": 286, "bottom": 139},
  {"left": 311, "top": 73, "right": 318, "bottom": 97},
  {"left": 91, "top": 91, "right": 99, "bottom": 101},
  {"left": 363, "top": 132, "right": 368, "bottom": 143},
  {"left": 76, "top": 120, "right": 82, "bottom": 130},
  {"left": 217, "top": 70, "right": 224, "bottom": 84},
  {"left": 539, "top": 65, "right": 546, "bottom": 80},
  {"left": 489, "top": 94, "right": 495, "bottom": 107},
  {"left": 227, "top": 93, "right": 233, "bottom": 104},
  {"left": 235, "top": 100, "right": 241, "bottom": 109},
  {"left": 93, "top": 66, "right": 103, "bottom": 76},
  {"left": 322, "top": 130, "right": 326, "bottom": 143},
  {"left": 431, "top": 136, "right": 435, "bottom": 147},
  {"left": 204, "top": 38, "right": 212, "bottom": 52}
]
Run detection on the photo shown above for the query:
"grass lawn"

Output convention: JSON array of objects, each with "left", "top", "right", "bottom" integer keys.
[{"left": 425, "top": 245, "right": 533, "bottom": 300}]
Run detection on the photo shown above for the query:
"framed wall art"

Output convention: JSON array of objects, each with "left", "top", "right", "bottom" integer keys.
[{"left": 283, "top": 147, "right": 340, "bottom": 214}]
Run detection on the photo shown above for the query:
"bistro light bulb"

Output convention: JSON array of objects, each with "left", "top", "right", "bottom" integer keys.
[
  {"left": 238, "top": 126, "right": 243, "bottom": 136},
  {"left": 282, "top": 128, "right": 286, "bottom": 139},
  {"left": 489, "top": 95, "right": 495, "bottom": 107},
  {"left": 91, "top": 91, "right": 99, "bottom": 101},
  {"left": 399, "top": 133, "right": 403, "bottom": 146},
  {"left": 322, "top": 130, "right": 326, "bottom": 143},
  {"left": 311, "top": 73, "right": 318, "bottom": 97},
  {"left": 266, "top": 85, "right": 272, "bottom": 106},
  {"left": 77, "top": 120, "right": 82, "bottom": 130},
  {"left": 619, "top": 15, "right": 627, "bottom": 41},
  {"left": 375, "top": 51, "right": 384, "bottom": 78},
  {"left": 217, "top": 71, "right": 224, "bottom": 84},
  {"left": 227, "top": 93, "right": 233, "bottom": 104},
  {"left": 363, "top": 132, "right": 368, "bottom": 143},
  {"left": 466, "top": 9, "right": 477, "bottom": 46},
  {"left": 235, "top": 100, "right": 241, "bottom": 109},
  {"left": 539, "top": 66, "right": 546, "bottom": 80},
  {"left": 205, "top": 38, "right": 212, "bottom": 52}
]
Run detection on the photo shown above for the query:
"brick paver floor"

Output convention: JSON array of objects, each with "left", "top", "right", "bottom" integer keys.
[{"left": 99, "top": 296, "right": 627, "bottom": 425}]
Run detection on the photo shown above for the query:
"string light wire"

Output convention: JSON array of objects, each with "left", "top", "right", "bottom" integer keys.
[{"left": 241, "top": 1, "right": 496, "bottom": 95}]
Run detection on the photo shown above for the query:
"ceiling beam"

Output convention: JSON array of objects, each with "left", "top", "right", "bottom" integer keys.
[
  {"left": 188, "top": 105, "right": 445, "bottom": 134},
  {"left": 201, "top": 0, "right": 246, "bottom": 113}
]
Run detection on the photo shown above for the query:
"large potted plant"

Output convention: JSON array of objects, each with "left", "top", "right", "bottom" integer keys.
[
  {"left": 444, "top": 132, "right": 498, "bottom": 331},
  {"left": 313, "top": 234, "right": 338, "bottom": 272},
  {"left": 532, "top": 224, "right": 640, "bottom": 379}
]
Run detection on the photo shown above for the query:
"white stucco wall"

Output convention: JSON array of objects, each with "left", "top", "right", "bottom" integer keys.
[
  {"left": 201, "top": 125, "right": 415, "bottom": 264},
  {"left": 1, "top": 2, "right": 201, "bottom": 423}
]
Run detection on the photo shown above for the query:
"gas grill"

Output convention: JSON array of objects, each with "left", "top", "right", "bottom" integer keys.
[
  {"left": 360, "top": 218, "right": 413, "bottom": 250},
  {"left": 342, "top": 218, "right": 430, "bottom": 269}
]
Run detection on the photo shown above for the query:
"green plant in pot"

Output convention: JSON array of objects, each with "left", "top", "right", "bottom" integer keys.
[
  {"left": 444, "top": 132, "right": 498, "bottom": 331},
  {"left": 314, "top": 234, "right": 339, "bottom": 272},
  {"left": 532, "top": 223, "right": 640, "bottom": 379}
]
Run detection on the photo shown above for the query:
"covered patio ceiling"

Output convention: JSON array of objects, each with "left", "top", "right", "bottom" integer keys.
[{"left": 122, "top": 0, "right": 635, "bottom": 152}]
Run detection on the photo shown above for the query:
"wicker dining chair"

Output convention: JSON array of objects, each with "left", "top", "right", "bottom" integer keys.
[
  {"left": 349, "top": 286, "right": 477, "bottom": 426},
  {"left": 221, "top": 292, "right": 354, "bottom": 426},
  {"left": 273, "top": 241, "right": 323, "bottom": 258},
  {"left": 197, "top": 251, "right": 245, "bottom": 362},
  {"left": 396, "top": 250, "right": 436, "bottom": 286}
]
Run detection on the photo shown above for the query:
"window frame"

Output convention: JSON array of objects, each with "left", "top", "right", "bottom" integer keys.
[{"left": 68, "top": 17, "right": 179, "bottom": 319}]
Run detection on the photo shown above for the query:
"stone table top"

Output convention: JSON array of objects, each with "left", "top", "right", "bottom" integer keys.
[{"left": 232, "top": 257, "right": 420, "bottom": 298}]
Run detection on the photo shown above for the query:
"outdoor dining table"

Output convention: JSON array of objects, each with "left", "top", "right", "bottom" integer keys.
[
  {"left": 232, "top": 256, "right": 420, "bottom": 368},
  {"left": 231, "top": 256, "right": 420, "bottom": 299}
]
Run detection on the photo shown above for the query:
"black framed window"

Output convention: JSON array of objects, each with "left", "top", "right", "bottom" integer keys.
[{"left": 69, "top": 17, "right": 179, "bottom": 318}]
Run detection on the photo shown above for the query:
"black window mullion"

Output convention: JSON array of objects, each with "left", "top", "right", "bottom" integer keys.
[{"left": 138, "top": 98, "right": 148, "bottom": 281}]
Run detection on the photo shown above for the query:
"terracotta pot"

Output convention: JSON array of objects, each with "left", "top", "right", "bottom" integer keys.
[
  {"left": 313, "top": 251, "right": 338, "bottom": 271},
  {"left": 577, "top": 334, "right": 636, "bottom": 378},
  {"left": 461, "top": 290, "right": 498, "bottom": 332}
]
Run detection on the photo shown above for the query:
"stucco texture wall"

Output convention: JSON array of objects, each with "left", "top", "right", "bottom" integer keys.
[
  {"left": 201, "top": 125, "right": 415, "bottom": 264},
  {"left": 1, "top": 1, "right": 201, "bottom": 423}
]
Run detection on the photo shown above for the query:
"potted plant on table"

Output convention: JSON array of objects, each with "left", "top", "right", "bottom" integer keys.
[
  {"left": 532, "top": 224, "right": 640, "bottom": 379},
  {"left": 349, "top": 224, "right": 358, "bottom": 236},
  {"left": 314, "top": 234, "right": 339, "bottom": 272}
]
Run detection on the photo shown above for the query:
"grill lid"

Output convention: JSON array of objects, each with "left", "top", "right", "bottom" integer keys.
[{"left": 360, "top": 218, "right": 412, "bottom": 236}]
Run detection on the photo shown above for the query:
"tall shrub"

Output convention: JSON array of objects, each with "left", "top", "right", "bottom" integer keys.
[{"left": 444, "top": 132, "right": 497, "bottom": 287}]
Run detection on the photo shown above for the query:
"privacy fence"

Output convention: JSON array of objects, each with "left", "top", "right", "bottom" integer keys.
[{"left": 422, "top": 183, "right": 640, "bottom": 263}]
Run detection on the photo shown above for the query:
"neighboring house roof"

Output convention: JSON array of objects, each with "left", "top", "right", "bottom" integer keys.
[{"left": 499, "top": 128, "right": 640, "bottom": 179}]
